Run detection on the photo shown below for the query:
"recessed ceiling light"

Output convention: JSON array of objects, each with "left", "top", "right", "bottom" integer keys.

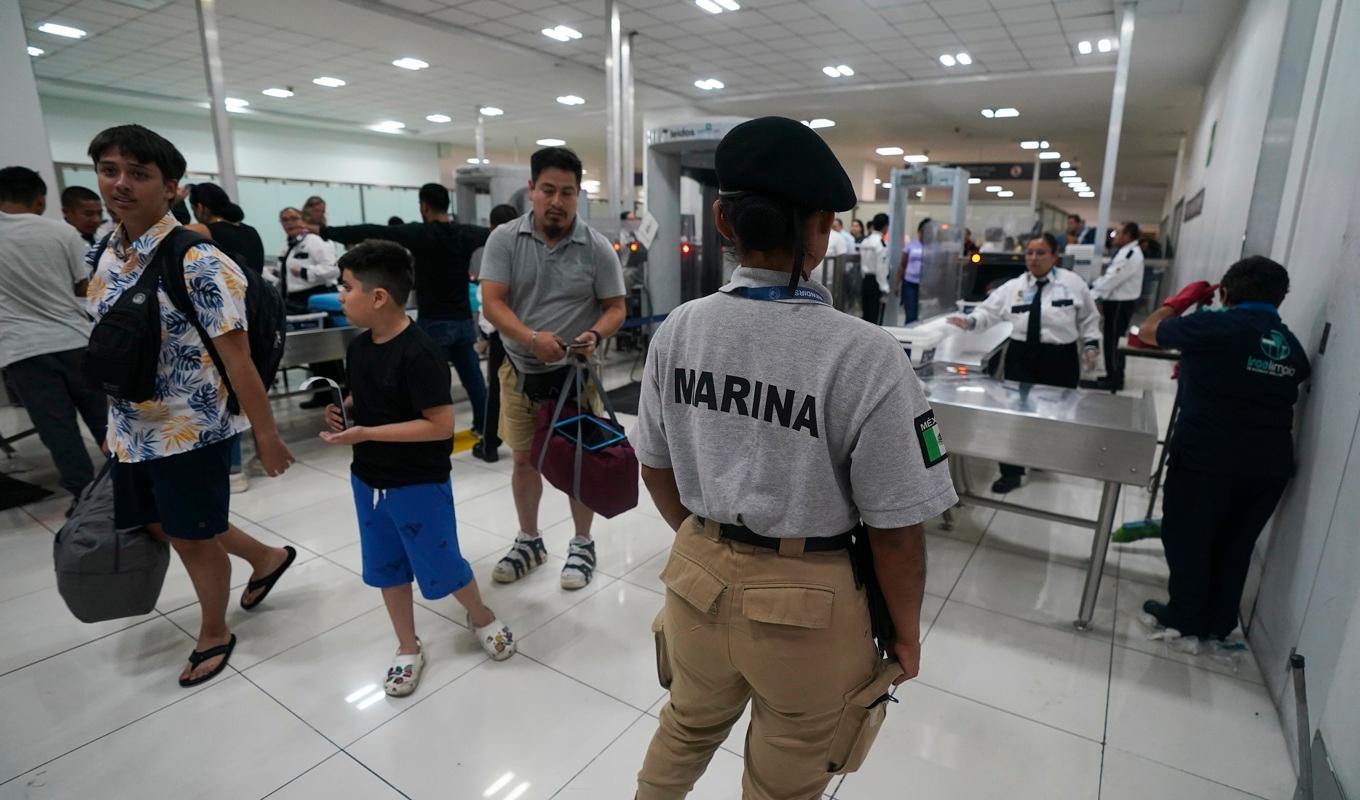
[
  {"left": 873, "top": 178, "right": 882, "bottom": 185},
  {"left": 1059, "top": 170, "right": 1077, "bottom": 177},
  {"left": 224, "top": 97, "right": 249, "bottom": 108},
  {"left": 479, "top": 106, "right": 504, "bottom": 116},
  {"left": 1060, "top": 161, "right": 1071, "bottom": 168},
  {"left": 426, "top": 114, "right": 451, "bottom": 123},
  {"left": 27, "top": 46, "right": 44, "bottom": 57},
  {"left": 956, "top": 52, "right": 972, "bottom": 65},
  {"left": 1079, "top": 191, "right": 1096, "bottom": 197},
  {"left": 875, "top": 146, "right": 904, "bottom": 156},
  {"left": 536, "top": 138, "right": 567, "bottom": 146},
  {"left": 993, "top": 107, "right": 1020, "bottom": 118},
  {"left": 821, "top": 65, "right": 853, "bottom": 78},
  {"left": 370, "top": 120, "right": 405, "bottom": 133},
  {"left": 694, "top": 78, "right": 724, "bottom": 90},
  {"left": 985, "top": 185, "right": 1003, "bottom": 192},
  {"left": 1098, "top": 38, "right": 1114, "bottom": 53},
  {"left": 38, "top": 22, "right": 86, "bottom": 39},
  {"left": 696, "top": 0, "right": 723, "bottom": 13},
  {"left": 967, "top": 177, "right": 981, "bottom": 184},
  {"left": 556, "top": 95, "right": 585, "bottom": 106},
  {"left": 980, "top": 109, "right": 995, "bottom": 118},
  {"left": 903, "top": 154, "right": 929, "bottom": 163},
  {"left": 836, "top": 64, "right": 854, "bottom": 76},
  {"left": 1040, "top": 140, "right": 1050, "bottom": 148},
  {"left": 939, "top": 54, "right": 956, "bottom": 67},
  {"left": 915, "top": 190, "right": 924, "bottom": 198},
  {"left": 541, "top": 25, "right": 582, "bottom": 42},
  {"left": 1078, "top": 40, "right": 1093, "bottom": 55},
  {"left": 262, "top": 88, "right": 293, "bottom": 98},
  {"left": 1062, "top": 175, "right": 1081, "bottom": 183},
  {"left": 1020, "top": 140, "right": 1040, "bottom": 149},
  {"left": 802, "top": 118, "right": 835, "bottom": 129},
  {"left": 313, "top": 76, "right": 346, "bottom": 88},
  {"left": 392, "top": 57, "right": 429, "bottom": 70},
  {"left": 465, "top": 157, "right": 490, "bottom": 164},
  {"left": 1039, "top": 151, "right": 1060, "bottom": 159},
  {"left": 997, "top": 190, "right": 1015, "bottom": 197}
]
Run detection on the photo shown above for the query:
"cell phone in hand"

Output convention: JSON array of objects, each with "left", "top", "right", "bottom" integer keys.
[{"left": 566, "top": 342, "right": 590, "bottom": 350}]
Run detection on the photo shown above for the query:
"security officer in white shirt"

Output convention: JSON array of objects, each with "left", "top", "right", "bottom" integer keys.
[
  {"left": 949, "top": 232, "right": 1102, "bottom": 493},
  {"left": 1088, "top": 221, "right": 1145, "bottom": 391},
  {"left": 276, "top": 206, "right": 339, "bottom": 312},
  {"left": 634, "top": 116, "right": 958, "bottom": 800},
  {"left": 857, "top": 212, "right": 889, "bottom": 324}
]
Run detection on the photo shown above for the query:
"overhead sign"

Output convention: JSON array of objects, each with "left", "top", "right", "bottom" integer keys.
[
  {"left": 950, "top": 162, "right": 1065, "bottom": 180},
  {"left": 635, "top": 211, "right": 659, "bottom": 249}
]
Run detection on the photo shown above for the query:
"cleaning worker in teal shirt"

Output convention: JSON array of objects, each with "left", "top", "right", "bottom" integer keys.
[{"left": 1131, "top": 256, "right": 1310, "bottom": 648}]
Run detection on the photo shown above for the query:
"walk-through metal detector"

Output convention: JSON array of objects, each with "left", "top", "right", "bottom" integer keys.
[
  {"left": 643, "top": 118, "right": 748, "bottom": 315},
  {"left": 886, "top": 165, "right": 971, "bottom": 324},
  {"left": 454, "top": 164, "right": 531, "bottom": 226}
]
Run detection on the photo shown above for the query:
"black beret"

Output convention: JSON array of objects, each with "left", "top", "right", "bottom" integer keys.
[{"left": 715, "top": 116, "right": 857, "bottom": 212}]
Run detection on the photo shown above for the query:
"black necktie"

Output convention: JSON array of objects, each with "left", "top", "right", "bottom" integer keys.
[{"left": 1027, "top": 278, "right": 1048, "bottom": 344}]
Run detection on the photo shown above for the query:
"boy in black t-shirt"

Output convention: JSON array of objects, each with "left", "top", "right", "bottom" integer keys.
[{"left": 321, "top": 241, "right": 514, "bottom": 697}]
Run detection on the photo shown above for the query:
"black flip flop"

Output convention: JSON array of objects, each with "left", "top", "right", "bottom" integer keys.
[
  {"left": 179, "top": 634, "right": 237, "bottom": 688},
  {"left": 240, "top": 546, "right": 297, "bottom": 611}
]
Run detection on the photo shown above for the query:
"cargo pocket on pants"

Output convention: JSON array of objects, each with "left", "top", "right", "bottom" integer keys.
[
  {"left": 652, "top": 611, "right": 672, "bottom": 689},
  {"left": 659, "top": 550, "right": 726, "bottom": 614},
  {"left": 825, "top": 659, "right": 905, "bottom": 774}
]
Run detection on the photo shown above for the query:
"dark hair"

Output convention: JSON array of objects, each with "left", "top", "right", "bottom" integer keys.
[
  {"left": 489, "top": 203, "right": 519, "bottom": 227},
  {"left": 279, "top": 206, "right": 301, "bottom": 217},
  {"left": 530, "top": 147, "right": 583, "bottom": 185},
  {"left": 1030, "top": 233, "right": 1060, "bottom": 253},
  {"left": 0, "top": 167, "right": 46, "bottom": 204},
  {"left": 87, "top": 125, "right": 186, "bottom": 182},
  {"left": 189, "top": 182, "right": 244, "bottom": 223},
  {"left": 387, "top": 216, "right": 404, "bottom": 226},
  {"left": 418, "top": 182, "right": 450, "bottom": 212},
  {"left": 1068, "top": 214, "right": 1083, "bottom": 224},
  {"left": 338, "top": 241, "right": 415, "bottom": 305},
  {"left": 871, "top": 213, "right": 890, "bottom": 232},
  {"left": 918, "top": 217, "right": 932, "bottom": 234},
  {"left": 717, "top": 192, "right": 814, "bottom": 253},
  {"left": 1121, "top": 221, "right": 1141, "bottom": 240},
  {"left": 303, "top": 196, "right": 325, "bottom": 208},
  {"left": 61, "top": 185, "right": 100, "bottom": 209},
  {"left": 1222, "top": 256, "right": 1289, "bottom": 306}
]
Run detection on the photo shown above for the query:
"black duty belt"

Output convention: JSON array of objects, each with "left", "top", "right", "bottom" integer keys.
[{"left": 697, "top": 517, "right": 852, "bottom": 552}]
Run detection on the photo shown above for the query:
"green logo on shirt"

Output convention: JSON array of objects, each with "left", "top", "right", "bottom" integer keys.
[
  {"left": 1259, "top": 331, "right": 1291, "bottom": 361},
  {"left": 914, "top": 411, "right": 947, "bottom": 468},
  {"left": 1246, "top": 330, "right": 1297, "bottom": 377}
]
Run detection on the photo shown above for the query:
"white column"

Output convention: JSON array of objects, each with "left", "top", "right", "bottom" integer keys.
[
  {"left": 604, "top": 0, "right": 622, "bottom": 220},
  {"left": 195, "top": 0, "right": 238, "bottom": 199},
  {"left": 475, "top": 109, "right": 486, "bottom": 164},
  {"left": 1, "top": 0, "right": 60, "bottom": 217},
  {"left": 1029, "top": 152, "right": 1041, "bottom": 217},
  {"left": 621, "top": 31, "right": 636, "bottom": 214},
  {"left": 1093, "top": 1, "right": 1137, "bottom": 255}
]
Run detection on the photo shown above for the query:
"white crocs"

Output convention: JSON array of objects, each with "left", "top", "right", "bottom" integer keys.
[
  {"left": 384, "top": 640, "right": 424, "bottom": 697},
  {"left": 469, "top": 612, "right": 516, "bottom": 661}
]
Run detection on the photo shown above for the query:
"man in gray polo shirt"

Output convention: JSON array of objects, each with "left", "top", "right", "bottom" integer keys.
[
  {"left": 0, "top": 166, "right": 108, "bottom": 505},
  {"left": 480, "top": 147, "right": 626, "bottom": 590}
]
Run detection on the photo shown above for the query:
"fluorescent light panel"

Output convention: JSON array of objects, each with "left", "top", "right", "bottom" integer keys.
[
  {"left": 480, "top": 106, "right": 503, "bottom": 116},
  {"left": 28, "top": 46, "right": 44, "bottom": 56},
  {"left": 1039, "top": 151, "right": 1060, "bottom": 159},
  {"left": 1079, "top": 191, "right": 1096, "bottom": 197},
  {"left": 823, "top": 65, "right": 855, "bottom": 78},
  {"left": 426, "top": 114, "right": 451, "bottom": 123},
  {"left": 980, "top": 109, "right": 994, "bottom": 118},
  {"left": 993, "top": 107, "right": 1019, "bottom": 118},
  {"left": 38, "top": 22, "right": 85, "bottom": 38},
  {"left": 875, "top": 146, "right": 904, "bottom": 156},
  {"left": 956, "top": 52, "right": 972, "bottom": 65},
  {"left": 262, "top": 88, "right": 293, "bottom": 98},
  {"left": 370, "top": 120, "right": 405, "bottom": 133},
  {"left": 985, "top": 185, "right": 1002, "bottom": 192},
  {"left": 536, "top": 138, "right": 566, "bottom": 146},
  {"left": 938, "top": 53, "right": 956, "bottom": 67},
  {"left": 802, "top": 118, "right": 834, "bottom": 129},
  {"left": 1078, "top": 40, "right": 1093, "bottom": 55},
  {"left": 694, "top": 78, "right": 724, "bottom": 90},
  {"left": 392, "top": 57, "right": 428, "bottom": 70},
  {"left": 696, "top": 0, "right": 723, "bottom": 13},
  {"left": 313, "top": 76, "right": 345, "bottom": 87},
  {"left": 1020, "top": 140, "right": 1040, "bottom": 149},
  {"left": 997, "top": 190, "right": 1014, "bottom": 197},
  {"left": 541, "top": 25, "right": 582, "bottom": 42},
  {"left": 1060, "top": 161, "right": 1071, "bottom": 168},
  {"left": 714, "top": 0, "right": 740, "bottom": 10},
  {"left": 903, "top": 154, "right": 928, "bottom": 163},
  {"left": 967, "top": 177, "right": 981, "bottom": 184},
  {"left": 556, "top": 95, "right": 585, "bottom": 105},
  {"left": 466, "top": 157, "right": 489, "bottom": 164}
]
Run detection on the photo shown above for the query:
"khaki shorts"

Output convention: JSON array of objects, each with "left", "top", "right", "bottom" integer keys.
[{"left": 498, "top": 360, "right": 603, "bottom": 453}]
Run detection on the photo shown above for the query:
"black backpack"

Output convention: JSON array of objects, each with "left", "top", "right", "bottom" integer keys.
[{"left": 87, "top": 228, "right": 287, "bottom": 413}]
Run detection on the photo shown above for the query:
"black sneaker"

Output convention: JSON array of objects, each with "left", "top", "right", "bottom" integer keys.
[
  {"left": 991, "top": 474, "right": 1022, "bottom": 494},
  {"left": 472, "top": 440, "right": 500, "bottom": 463},
  {"left": 1142, "top": 599, "right": 1170, "bottom": 624}
]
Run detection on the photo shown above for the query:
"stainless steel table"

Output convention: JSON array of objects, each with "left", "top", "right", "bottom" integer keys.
[
  {"left": 922, "top": 372, "right": 1159, "bottom": 630},
  {"left": 279, "top": 325, "right": 362, "bottom": 369}
]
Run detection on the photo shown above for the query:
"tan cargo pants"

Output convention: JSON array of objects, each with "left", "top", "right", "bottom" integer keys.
[{"left": 637, "top": 517, "right": 903, "bottom": 800}]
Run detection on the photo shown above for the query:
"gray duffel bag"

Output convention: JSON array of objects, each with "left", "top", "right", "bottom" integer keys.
[{"left": 54, "top": 460, "right": 169, "bottom": 623}]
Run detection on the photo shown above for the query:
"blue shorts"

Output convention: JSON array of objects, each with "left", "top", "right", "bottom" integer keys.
[
  {"left": 113, "top": 438, "right": 232, "bottom": 540},
  {"left": 350, "top": 475, "right": 474, "bottom": 600}
]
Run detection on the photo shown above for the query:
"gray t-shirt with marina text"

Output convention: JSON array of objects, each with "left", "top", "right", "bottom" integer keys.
[{"left": 632, "top": 267, "right": 958, "bottom": 538}]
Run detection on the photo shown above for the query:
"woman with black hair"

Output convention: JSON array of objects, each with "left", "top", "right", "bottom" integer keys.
[
  {"left": 632, "top": 117, "right": 956, "bottom": 799},
  {"left": 188, "top": 182, "right": 264, "bottom": 274}
]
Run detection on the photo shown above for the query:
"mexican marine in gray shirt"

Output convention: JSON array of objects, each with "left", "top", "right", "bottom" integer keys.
[{"left": 632, "top": 267, "right": 959, "bottom": 540}]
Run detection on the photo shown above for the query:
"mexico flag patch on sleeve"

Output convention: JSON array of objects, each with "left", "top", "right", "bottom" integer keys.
[{"left": 914, "top": 410, "right": 947, "bottom": 468}]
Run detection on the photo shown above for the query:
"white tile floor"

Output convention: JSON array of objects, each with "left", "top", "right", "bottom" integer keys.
[{"left": 0, "top": 357, "right": 1299, "bottom": 799}]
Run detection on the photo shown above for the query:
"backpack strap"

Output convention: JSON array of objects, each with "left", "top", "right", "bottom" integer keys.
[
  {"left": 155, "top": 228, "right": 244, "bottom": 415},
  {"left": 90, "top": 232, "right": 113, "bottom": 278}
]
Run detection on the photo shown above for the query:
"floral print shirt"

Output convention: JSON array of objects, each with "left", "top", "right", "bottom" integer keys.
[{"left": 87, "top": 214, "right": 251, "bottom": 463}]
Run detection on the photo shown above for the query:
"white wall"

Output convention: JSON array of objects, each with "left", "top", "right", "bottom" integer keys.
[
  {"left": 40, "top": 96, "right": 440, "bottom": 187},
  {"left": 2, "top": 0, "right": 61, "bottom": 218},
  {"left": 1166, "top": 0, "right": 1289, "bottom": 285}
]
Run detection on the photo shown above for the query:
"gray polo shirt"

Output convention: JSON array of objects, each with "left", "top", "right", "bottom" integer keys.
[
  {"left": 478, "top": 212, "right": 626, "bottom": 374},
  {"left": 0, "top": 211, "right": 92, "bottom": 368},
  {"left": 632, "top": 267, "right": 958, "bottom": 538}
]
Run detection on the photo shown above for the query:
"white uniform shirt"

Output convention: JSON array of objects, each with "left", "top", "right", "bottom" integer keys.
[
  {"left": 278, "top": 232, "right": 339, "bottom": 294},
  {"left": 837, "top": 228, "right": 857, "bottom": 253},
  {"left": 857, "top": 232, "right": 889, "bottom": 293},
  {"left": 825, "top": 229, "right": 849, "bottom": 258},
  {"left": 967, "top": 267, "right": 1102, "bottom": 346},
  {"left": 1091, "top": 242, "right": 1145, "bottom": 302}
]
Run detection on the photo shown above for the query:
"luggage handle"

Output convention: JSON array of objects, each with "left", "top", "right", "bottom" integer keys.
[{"left": 534, "top": 363, "right": 624, "bottom": 502}]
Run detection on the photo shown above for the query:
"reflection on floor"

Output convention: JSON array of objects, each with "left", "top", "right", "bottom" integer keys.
[{"left": 0, "top": 357, "right": 1296, "bottom": 799}]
